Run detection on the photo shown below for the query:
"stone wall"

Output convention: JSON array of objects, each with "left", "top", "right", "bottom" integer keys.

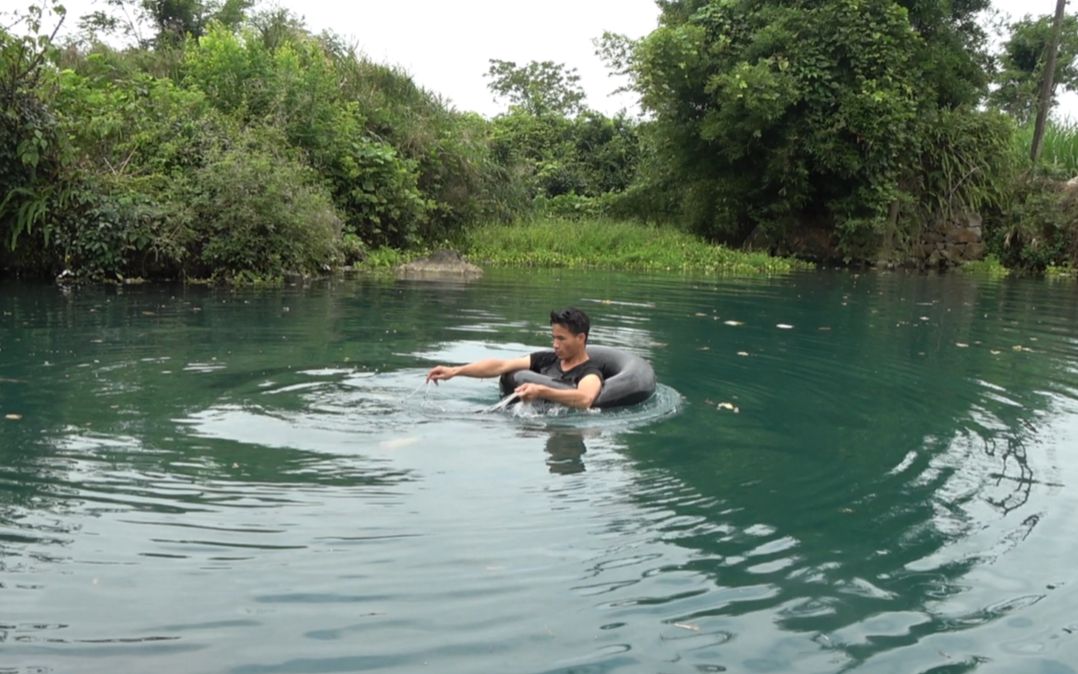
[{"left": 910, "top": 212, "right": 986, "bottom": 269}]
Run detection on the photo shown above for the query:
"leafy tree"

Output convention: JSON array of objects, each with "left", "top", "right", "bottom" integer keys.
[
  {"left": 0, "top": 2, "right": 68, "bottom": 254},
  {"left": 78, "top": 0, "right": 253, "bottom": 47},
  {"left": 610, "top": 0, "right": 1000, "bottom": 256},
  {"left": 486, "top": 59, "right": 586, "bottom": 117},
  {"left": 991, "top": 13, "right": 1078, "bottom": 123}
]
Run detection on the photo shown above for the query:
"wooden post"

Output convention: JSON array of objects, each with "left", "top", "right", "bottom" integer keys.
[{"left": 1031, "top": 0, "right": 1070, "bottom": 163}]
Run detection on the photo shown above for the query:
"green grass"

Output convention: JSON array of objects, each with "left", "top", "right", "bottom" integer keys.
[
  {"left": 1014, "top": 120, "right": 1078, "bottom": 174},
  {"left": 960, "top": 254, "right": 1010, "bottom": 278},
  {"left": 463, "top": 218, "right": 811, "bottom": 275},
  {"left": 1046, "top": 264, "right": 1077, "bottom": 279}
]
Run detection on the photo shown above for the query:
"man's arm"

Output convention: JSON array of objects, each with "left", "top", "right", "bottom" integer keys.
[
  {"left": 426, "top": 355, "right": 531, "bottom": 383},
  {"left": 515, "top": 373, "right": 602, "bottom": 409}
]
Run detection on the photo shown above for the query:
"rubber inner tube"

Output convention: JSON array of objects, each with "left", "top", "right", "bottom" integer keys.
[{"left": 499, "top": 345, "right": 656, "bottom": 409}]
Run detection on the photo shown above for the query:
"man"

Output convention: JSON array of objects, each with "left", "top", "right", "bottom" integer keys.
[{"left": 425, "top": 307, "right": 603, "bottom": 409}]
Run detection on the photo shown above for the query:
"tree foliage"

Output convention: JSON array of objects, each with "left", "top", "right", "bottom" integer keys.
[
  {"left": 612, "top": 0, "right": 1000, "bottom": 257},
  {"left": 991, "top": 13, "right": 1078, "bottom": 123},
  {"left": 486, "top": 59, "right": 586, "bottom": 117},
  {"left": 0, "top": 2, "right": 525, "bottom": 281}
]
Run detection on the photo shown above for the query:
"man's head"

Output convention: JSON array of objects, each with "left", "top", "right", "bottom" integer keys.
[{"left": 550, "top": 307, "right": 590, "bottom": 359}]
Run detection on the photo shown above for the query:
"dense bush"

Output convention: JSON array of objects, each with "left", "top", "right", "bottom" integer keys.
[
  {"left": 613, "top": 0, "right": 1001, "bottom": 260},
  {"left": 490, "top": 109, "right": 639, "bottom": 208},
  {"left": 0, "top": 18, "right": 67, "bottom": 257},
  {"left": 180, "top": 126, "right": 342, "bottom": 281}
]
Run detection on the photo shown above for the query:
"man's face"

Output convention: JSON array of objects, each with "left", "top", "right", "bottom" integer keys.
[{"left": 551, "top": 323, "right": 586, "bottom": 359}]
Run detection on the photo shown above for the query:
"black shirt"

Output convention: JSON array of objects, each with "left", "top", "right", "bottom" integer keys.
[{"left": 529, "top": 351, "right": 604, "bottom": 387}]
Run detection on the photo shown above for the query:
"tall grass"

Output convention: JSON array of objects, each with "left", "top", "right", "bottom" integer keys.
[
  {"left": 464, "top": 219, "right": 812, "bottom": 275},
  {"left": 1014, "top": 120, "right": 1078, "bottom": 174}
]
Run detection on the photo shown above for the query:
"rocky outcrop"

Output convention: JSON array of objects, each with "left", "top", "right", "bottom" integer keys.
[
  {"left": 910, "top": 212, "right": 986, "bottom": 269},
  {"left": 395, "top": 249, "right": 483, "bottom": 280}
]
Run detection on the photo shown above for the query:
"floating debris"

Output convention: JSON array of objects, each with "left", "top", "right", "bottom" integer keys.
[
  {"left": 956, "top": 342, "right": 969, "bottom": 348},
  {"left": 698, "top": 346, "right": 711, "bottom": 351},
  {"left": 724, "top": 320, "right": 743, "bottom": 327},
  {"left": 818, "top": 326, "right": 832, "bottom": 331},
  {"left": 673, "top": 622, "right": 701, "bottom": 632},
  {"left": 5, "top": 414, "right": 22, "bottom": 421},
  {"left": 776, "top": 323, "right": 794, "bottom": 330},
  {"left": 716, "top": 402, "right": 740, "bottom": 413},
  {"left": 737, "top": 351, "right": 749, "bottom": 357},
  {"left": 991, "top": 350, "right": 1002, "bottom": 355}
]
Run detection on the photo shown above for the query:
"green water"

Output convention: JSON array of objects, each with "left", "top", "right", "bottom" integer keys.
[{"left": 2, "top": 269, "right": 1077, "bottom": 674}]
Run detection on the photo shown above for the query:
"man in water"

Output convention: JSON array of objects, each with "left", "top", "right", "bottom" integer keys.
[{"left": 425, "top": 307, "right": 603, "bottom": 409}]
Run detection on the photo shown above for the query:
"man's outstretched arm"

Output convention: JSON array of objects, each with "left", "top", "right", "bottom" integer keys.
[{"left": 426, "top": 355, "right": 531, "bottom": 383}]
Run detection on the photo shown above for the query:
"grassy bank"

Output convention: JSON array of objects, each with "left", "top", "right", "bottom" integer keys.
[{"left": 462, "top": 219, "right": 811, "bottom": 274}]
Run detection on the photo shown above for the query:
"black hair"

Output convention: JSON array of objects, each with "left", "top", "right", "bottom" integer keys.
[{"left": 550, "top": 307, "right": 590, "bottom": 340}]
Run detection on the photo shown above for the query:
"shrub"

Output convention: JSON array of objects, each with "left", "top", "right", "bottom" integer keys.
[
  {"left": 991, "top": 174, "right": 1078, "bottom": 272},
  {"left": 180, "top": 126, "right": 342, "bottom": 281}
]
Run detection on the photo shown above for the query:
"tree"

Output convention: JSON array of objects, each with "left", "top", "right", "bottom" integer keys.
[
  {"left": 992, "top": 11, "right": 1078, "bottom": 124},
  {"left": 611, "top": 0, "right": 1001, "bottom": 255},
  {"left": 485, "top": 59, "right": 586, "bottom": 117},
  {"left": 77, "top": 0, "right": 252, "bottom": 47}
]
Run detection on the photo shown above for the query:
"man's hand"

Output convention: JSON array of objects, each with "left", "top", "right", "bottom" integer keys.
[
  {"left": 514, "top": 382, "right": 549, "bottom": 402},
  {"left": 426, "top": 365, "right": 459, "bottom": 384}
]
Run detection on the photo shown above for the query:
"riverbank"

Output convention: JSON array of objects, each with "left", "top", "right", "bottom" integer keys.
[{"left": 460, "top": 219, "right": 811, "bottom": 275}]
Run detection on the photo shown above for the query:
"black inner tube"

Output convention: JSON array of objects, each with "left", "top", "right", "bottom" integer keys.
[{"left": 499, "top": 345, "right": 656, "bottom": 409}]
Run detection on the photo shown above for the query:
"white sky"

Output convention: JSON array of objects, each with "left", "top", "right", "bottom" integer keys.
[{"left": 3, "top": 0, "right": 1075, "bottom": 119}]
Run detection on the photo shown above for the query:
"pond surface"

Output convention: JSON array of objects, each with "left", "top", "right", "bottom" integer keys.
[{"left": 2, "top": 269, "right": 1078, "bottom": 674}]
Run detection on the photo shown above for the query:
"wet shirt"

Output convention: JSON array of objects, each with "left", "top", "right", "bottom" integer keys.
[{"left": 529, "top": 351, "right": 604, "bottom": 387}]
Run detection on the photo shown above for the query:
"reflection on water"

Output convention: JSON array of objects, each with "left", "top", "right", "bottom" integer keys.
[
  {"left": 544, "top": 431, "right": 588, "bottom": 474},
  {"left": 1, "top": 271, "right": 1078, "bottom": 673}
]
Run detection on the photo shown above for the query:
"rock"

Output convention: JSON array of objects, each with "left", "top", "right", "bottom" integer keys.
[
  {"left": 946, "top": 227, "right": 980, "bottom": 246},
  {"left": 396, "top": 249, "right": 483, "bottom": 280}
]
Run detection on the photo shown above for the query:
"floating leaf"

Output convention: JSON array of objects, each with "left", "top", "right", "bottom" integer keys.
[
  {"left": 776, "top": 323, "right": 794, "bottom": 330},
  {"left": 724, "top": 320, "right": 743, "bottom": 327},
  {"left": 737, "top": 351, "right": 749, "bottom": 357},
  {"left": 717, "top": 402, "right": 740, "bottom": 413},
  {"left": 5, "top": 414, "right": 22, "bottom": 421},
  {"left": 955, "top": 342, "right": 969, "bottom": 348}
]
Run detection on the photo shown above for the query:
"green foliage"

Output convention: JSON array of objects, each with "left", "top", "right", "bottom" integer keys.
[
  {"left": 960, "top": 254, "right": 1009, "bottom": 277},
  {"left": 486, "top": 59, "right": 586, "bottom": 117},
  {"left": 989, "top": 174, "right": 1078, "bottom": 272},
  {"left": 466, "top": 219, "right": 811, "bottom": 274},
  {"left": 181, "top": 25, "right": 447, "bottom": 247},
  {"left": 895, "top": 109, "right": 1017, "bottom": 244},
  {"left": 49, "top": 175, "right": 188, "bottom": 281},
  {"left": 490, "top": 109, "right": 640, "bottom": 207},
  {"left": 1013, "top": 119, "right": 1078, "bottom": 175},
  {"left": 179, "top": 126, "right": 342, "bottom": 281},
  {"left": 631, "top": 0, "right": 923, "bottom": 246},
  {"left": 991, "top": 13, "right": 1078, "bottom": 123},
  {"left": 0, "top": 3, "right": 68, "bottom": 252},
  {"left": 79, "top": 0, "right": 254, "bottom": 48},
  {"left": 616, "top": 0, "right": 998, "bottom": 261}
]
